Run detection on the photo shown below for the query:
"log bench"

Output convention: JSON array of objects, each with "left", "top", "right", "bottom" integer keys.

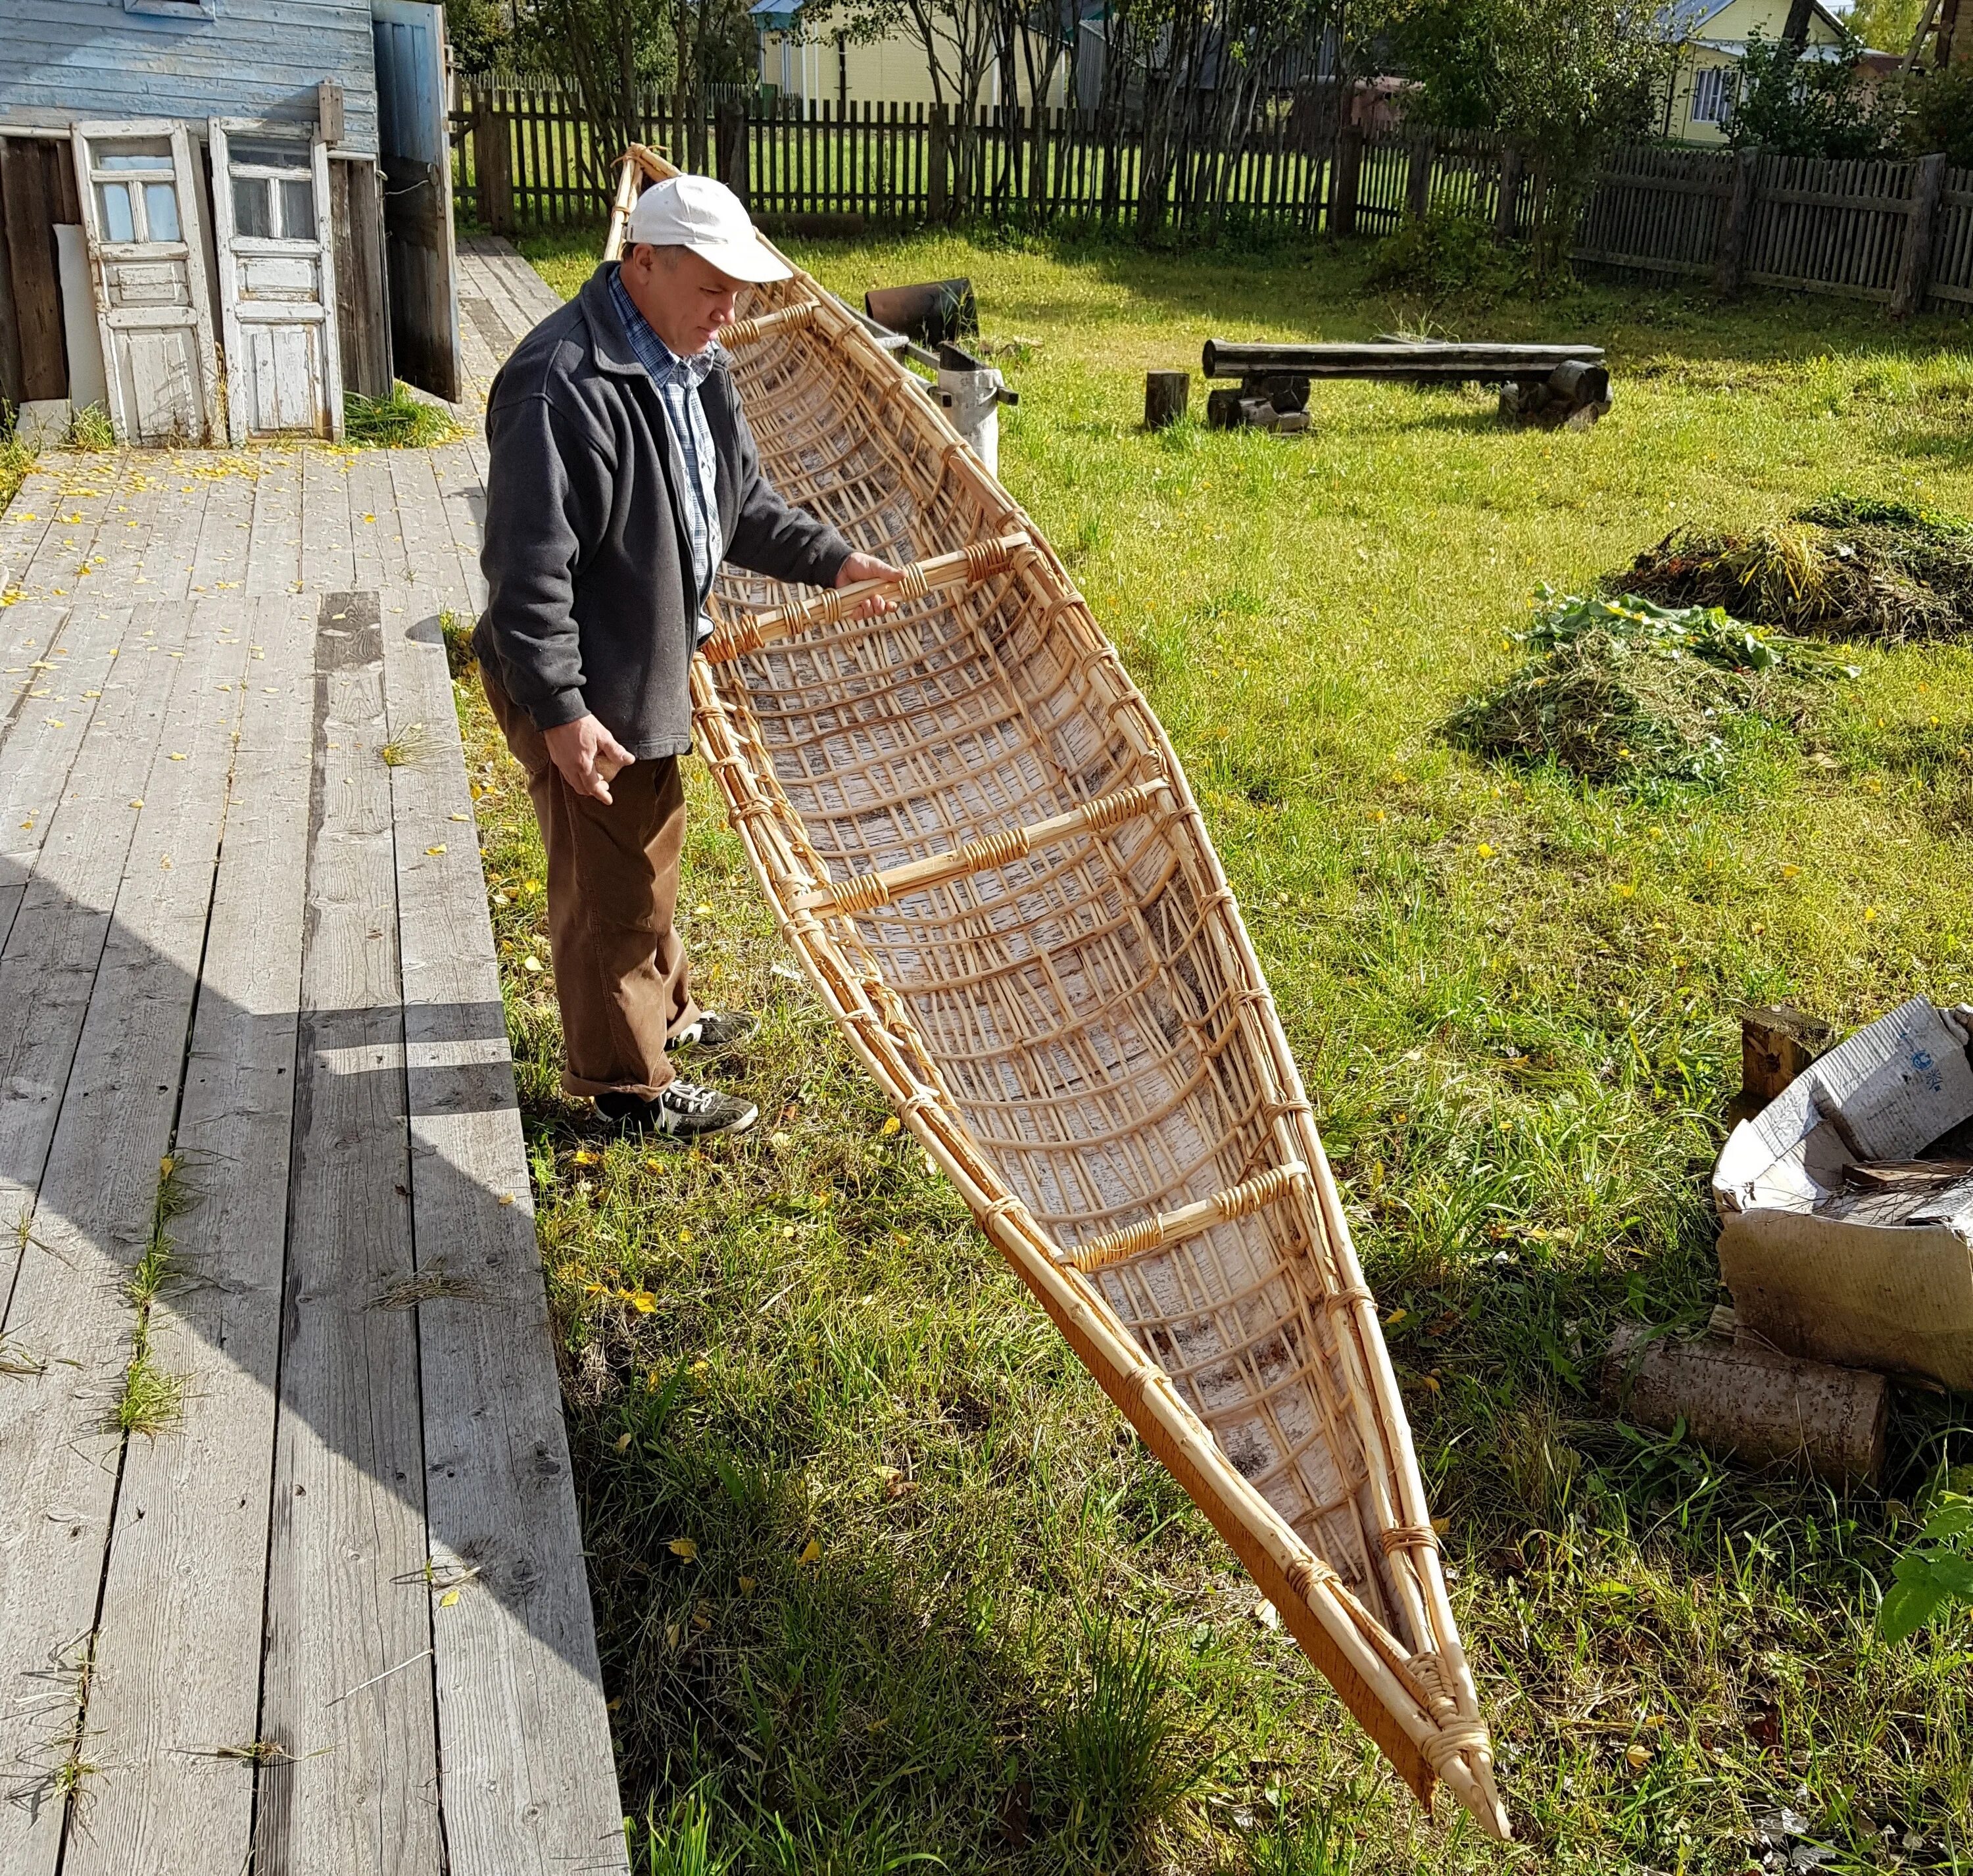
[{"left": 1199, "top": 339, "right": 1613, "bottom": 431}]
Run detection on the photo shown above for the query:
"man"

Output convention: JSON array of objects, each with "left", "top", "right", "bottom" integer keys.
[{"left": 475, "top": 175, "right": 900, "bottom": 1140}]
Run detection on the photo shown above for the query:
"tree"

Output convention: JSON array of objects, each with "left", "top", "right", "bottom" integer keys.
[
  {"left": 1847, "top": 0, "right": 1927, "bottom": 57},
  {"left": 1375, "top": 0, "right": 1670, "bottom": 286},
  {"left": 1727, "top": 27, "right": 1900, "bottom": 158}
]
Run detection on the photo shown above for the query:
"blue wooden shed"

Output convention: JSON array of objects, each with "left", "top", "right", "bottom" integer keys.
[{"left": 0, "top": 0, "right": 462, "bottom": 426}]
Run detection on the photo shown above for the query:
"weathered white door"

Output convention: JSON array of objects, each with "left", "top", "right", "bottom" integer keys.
[
  {"left": 208, "top": 121, "right": 344, "bottom": 443},
  {"left": 69, "top": 120, "right": 220, "bottom": 446}
]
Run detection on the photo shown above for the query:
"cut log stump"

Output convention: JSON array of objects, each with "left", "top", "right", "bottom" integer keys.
[
  {"left": 1724, "top": 1003, "right": 1835, "bottom": 1126},
  {"left": 1603, "top": 1321, "right": 1888, "bottom": 1485},
  {"left": 1144, "top": 370, "right": 1190, "bottom": 429}
]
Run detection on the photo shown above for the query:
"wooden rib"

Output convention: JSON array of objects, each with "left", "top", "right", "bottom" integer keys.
[
  {"left": 795, "top": 778, "right": 1171, "bottom": 915},
  {"left": 1061, "top": 1163, "right": 1310, "bottom": 1273},
  {"left": 700, "top": 531, "right": 1030, "bottom": 663}
]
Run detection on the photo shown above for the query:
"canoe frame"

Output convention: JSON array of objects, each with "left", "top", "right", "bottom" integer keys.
[{"left": 606, "top": 147, "right": 1509, "bottom": 1840}]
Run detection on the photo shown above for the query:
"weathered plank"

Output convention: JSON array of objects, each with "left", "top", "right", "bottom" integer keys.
[
  {"left": 0, "top": 602, "right": 130, "bottom": 951},
  {"left": 349, "top": 448, "right": 411, "bottom": 590},
  {"left": 244, "top": 450, "right": 304, "bottom": 596},
  {"left": 67, "top": 592, "right": 317, "bottom": 1876},
  {"left": 385, "top": 449, "right": 468, "bottom": 599},
  {"left": 429, "top": 441, "right": 488, "bottom": 609},
  {"left": 379, "top": 587, "right": 629, "bottom": 1876},
  {"left": 301, "top": 444, "right": 359, "bottom": 594},
  {"left": 0, "top": 598, "right": 248, "bottom": 1875},
  {"left": 187, "top": 451, "right": 267, "bottom": 596},
  {"left": 251, "top": 588, "right": 443, "bottom": 1876}
]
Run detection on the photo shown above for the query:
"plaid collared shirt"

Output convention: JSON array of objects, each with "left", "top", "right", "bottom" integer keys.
[{"left": 609, "top": 269, "right": 724, "bottom": 643}]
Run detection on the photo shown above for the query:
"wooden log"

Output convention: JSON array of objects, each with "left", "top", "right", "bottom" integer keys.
[
  {"left": 1715, "top": 148, "right": 1760, "bottom": 297},
  {"left": 1203, "top": 339, "right": 1602, "bottom": 382},
  {"left": 1603, "top": 1323, "right": 1888, "bottom": 1485},
  {"left": 1144, "top": 369, "right": 1189, "bottom": 429},
  {"left": 1726, "top": 1004, "right": 1834, "bottom": 1126},
  {"left": 1892, "top": 151, "right": 1946, "bottom": 318}
]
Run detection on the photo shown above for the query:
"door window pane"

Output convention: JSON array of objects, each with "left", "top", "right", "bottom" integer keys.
[
  {"left": 278, "top": 179, "right": 316, "bottom": 240},
  {"left": 97, "top": 141, "right": 172, "bottom": 169},
  {"left": 143, "top": 181, "right": 181, "bottom": 241},
  {"left": 233, "top": 177, "right": 272, "bottom": 237},
  {"left": 231, "top": 138, "right": 309, "bottom": 172},
  {"left": 98, "top": 181, "right": 135, "bottom": 243}
]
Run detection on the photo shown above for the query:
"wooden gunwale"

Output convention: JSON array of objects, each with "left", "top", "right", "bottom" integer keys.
[{"left": 612, "top": 145, "right": 1509, "bottom": 1837}]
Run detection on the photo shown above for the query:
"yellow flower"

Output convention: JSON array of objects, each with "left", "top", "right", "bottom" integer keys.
[{"left": 1474, "top": 842, "right": 1497, "bottom": 859}]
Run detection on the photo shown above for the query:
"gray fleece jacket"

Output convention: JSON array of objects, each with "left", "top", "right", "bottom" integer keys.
[{"left": 474, "top": 262, "right": 854, "bottom": 759}]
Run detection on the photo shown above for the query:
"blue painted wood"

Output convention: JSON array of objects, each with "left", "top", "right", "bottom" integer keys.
[{"left": 0, "top": 0, "right": 381, "bottom": 156}]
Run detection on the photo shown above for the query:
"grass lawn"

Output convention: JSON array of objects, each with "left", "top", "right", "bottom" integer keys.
[{"left": 468, "top": 224, "right": 1973, "bottom": 1874}]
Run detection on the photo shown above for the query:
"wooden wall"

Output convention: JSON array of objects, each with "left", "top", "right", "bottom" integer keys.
[{"left": 1, "top": 0, "right": 380, "bottom": 157}]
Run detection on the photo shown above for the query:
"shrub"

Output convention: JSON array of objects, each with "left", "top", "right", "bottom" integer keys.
[
  {"left": 1728, "top": 29, "right": 1901, "bottom": 160},
  {"left": 1366, "top": 209, "right": 1524, "bottom": 300},
  {"left": 1903, "top": 57, "right": 1973, "bottom": 166}
]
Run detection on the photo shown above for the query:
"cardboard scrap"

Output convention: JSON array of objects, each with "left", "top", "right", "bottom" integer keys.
[{"left": 1713, "top": 998, "right": 1973, "bottom": 1392}]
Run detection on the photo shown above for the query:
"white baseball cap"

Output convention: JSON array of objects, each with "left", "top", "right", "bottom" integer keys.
[{"left": 625, "top": 175, "right": 791, "bottom": 285}]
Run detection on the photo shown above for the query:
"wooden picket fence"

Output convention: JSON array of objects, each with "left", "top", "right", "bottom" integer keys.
[
  {"left": 449, "top": 76, "right": 1973, "bottom": 316},
  {"left": 1574, "top": 143, "right": 1969, "bottom": 313}
]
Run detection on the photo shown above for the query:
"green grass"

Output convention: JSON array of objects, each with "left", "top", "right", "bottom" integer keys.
[
  {"left": 343, "top": 382, "right": 462, "bottom": 449},
  {"left": 472, "top": 227, "right": 1973, "bottom": 1873},
  {"left": 113, "top": 1153, "right": 193, "bottom": 1438}
]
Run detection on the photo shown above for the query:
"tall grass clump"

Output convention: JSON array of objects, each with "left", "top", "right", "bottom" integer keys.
[{"left": 344, "top": 383, "right": 460, "bottom": 448}]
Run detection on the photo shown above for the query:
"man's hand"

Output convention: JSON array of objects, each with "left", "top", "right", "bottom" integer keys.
[
  {"left": 836, "top": 551, "right": 908, "bottom": 622},
  {"left": 544, "top": 713, "right": 635, "bottom": 804}
]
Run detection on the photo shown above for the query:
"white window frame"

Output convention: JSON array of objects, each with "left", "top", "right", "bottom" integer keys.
[{"left": 1692, "top": 64, "right": 1736, "bottom": 128}]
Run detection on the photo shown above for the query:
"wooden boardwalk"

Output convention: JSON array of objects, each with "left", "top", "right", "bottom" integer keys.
[{"left": 0, "top": 243, "right": 626, "bottom": 1874}]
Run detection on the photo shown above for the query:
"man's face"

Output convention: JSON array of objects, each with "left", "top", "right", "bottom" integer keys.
[{"left": 620, "top": 243, "right": 744, "bottom": 357}]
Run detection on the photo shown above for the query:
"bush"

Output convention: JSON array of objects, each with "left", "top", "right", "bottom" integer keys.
[
  {"left": 1729, "top": 29, "right": 1900, "bottom": 159},
  {"left": 1902, "top": 58, "right": 1973, "bottom": 165},
  {"left": 1365, "top": 209, "right": 1525, "bottom": 300}
]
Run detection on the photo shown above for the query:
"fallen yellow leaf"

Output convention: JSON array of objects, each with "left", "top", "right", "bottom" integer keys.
[
  {"left": 572, "top": 1148, "right": 600, "bottom": 1165},
  {"left": 1625, "top": 1743, "right": 1651, "bottom": 1769},
  {"left": 614, "top": 1431, "right": 633, "bottom": 1452},
  {"left": 1254, "top": 1598, "right": 1281, "bottom": 1630},
  {"left": 497, "top": 1191, "right": 516, "bottom": 1206},
  {"left": 739, "top": 1575, "right": 758, "bottom": 1594},
  {"left": 693, "top": 903, "right": 713, "bottom": 915},
  {"left": 523, "top": 956, "right": 543, "bottom": 974},
  {"left": 128, "top": 798, "right": 143, "bottom": 808},
  {"left": 426, "top": 844, "right": 447, "bottom": 855},
  {"left": 627, "top": 1291, "right": 656, "bottom": 1314},
  {"left": 797, "top": 1537, "right": 821, "bottom": 1565},
  {"left": 668, "top": 1537, "right": 699, "bottom": 1562},
  {"left": 439, "top": 1587, "right": 460, "bottom": 1608},
  {"left": 1474, "top": 842, "right": 1496, "bottom": 859},
  {"left": 879, "top": 1116, "right": 900, "bottom": 1137}
]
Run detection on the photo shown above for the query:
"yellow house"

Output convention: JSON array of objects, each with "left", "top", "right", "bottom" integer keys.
[
  {"left": 750, "top": 1, "right": 1069, "bottom": 110},
  {"left": 1660, "top": 0, "right": 1854, "bottom": 143}
]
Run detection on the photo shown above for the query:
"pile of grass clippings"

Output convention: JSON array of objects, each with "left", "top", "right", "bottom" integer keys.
[
  {"left": 1613, "top": 494, "right": 1973, "bottom": 642},
  {"left": 1444, "top": 588, "right": 1845, "bottom": 782}
]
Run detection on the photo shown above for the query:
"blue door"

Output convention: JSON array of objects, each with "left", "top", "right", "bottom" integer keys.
[{"left": 372, "top": 0, "right": 462, "bottom": 402}]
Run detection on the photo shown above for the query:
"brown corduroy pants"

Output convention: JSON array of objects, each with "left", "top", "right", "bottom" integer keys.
[{"left": 482, "top": 662, "right": 701, "bottom": 1099}]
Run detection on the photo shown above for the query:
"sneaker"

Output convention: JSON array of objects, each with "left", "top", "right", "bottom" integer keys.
[
  {"left": 666, "top": 1011, "right": 758, "bottom": 1051},
  {"left": 595, "top": 1080, "right": 760, "bottom": 1139}
]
